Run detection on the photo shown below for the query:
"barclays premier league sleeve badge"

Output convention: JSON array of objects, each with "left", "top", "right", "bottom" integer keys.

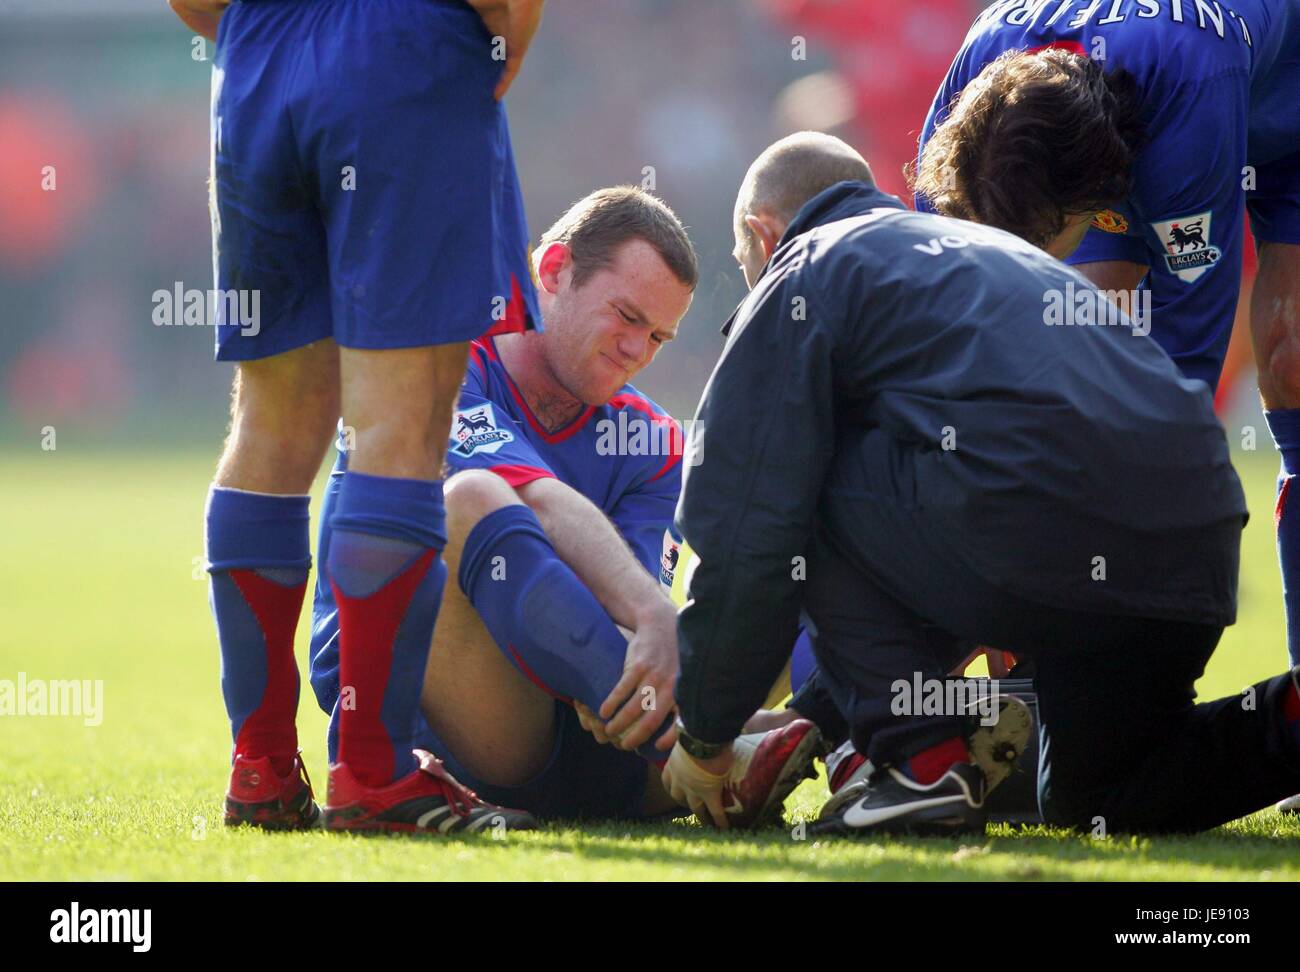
[
  {"left": 450, "top": 402, "right": 514, "bottom": 458},
  {"left": 1151, "top": 211, "right": 1221, "bottom": 283}
]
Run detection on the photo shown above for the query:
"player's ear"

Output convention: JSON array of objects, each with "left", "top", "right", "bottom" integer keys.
[
  {"left": 536, "top": 242, "right": 572, "bottom": 295},
  {"left": 744, "top": 213, "right": 782, "bottom": 263}
]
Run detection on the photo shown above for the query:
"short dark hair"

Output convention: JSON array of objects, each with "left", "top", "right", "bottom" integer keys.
[
  {"left": 911, "top": 48, "right": 1145, "bottom": 248},
  {"left": 539, "top": 186, "right": 699, "bottom": 290},
  {"left": 735, "top": 132, "right": 875, "bottom": 245}
]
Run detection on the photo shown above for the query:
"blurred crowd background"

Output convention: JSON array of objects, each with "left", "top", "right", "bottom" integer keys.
[{"left": 0, "top": 0, "right": 1263, "bottom": 447}]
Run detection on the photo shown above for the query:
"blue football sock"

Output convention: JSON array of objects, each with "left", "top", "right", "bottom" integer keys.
[
  {"left": 790, "top": 628, "right": 816, "bottom": 696},
  {"left": 206, "top": 487, "right": 311, "bottom": 775},
  {"left": 458, "top": 504, "right": 673, "bottom": 761},
  {"left": 326, "top": 471, "right": 448, "bottom": 787},
  {"left": 1265, "top": 410, "right": 1300, "bottom": 667}
]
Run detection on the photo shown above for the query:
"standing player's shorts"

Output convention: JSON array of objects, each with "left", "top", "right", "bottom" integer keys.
[
  {"left": 210, "top": 0, "right": 540, "bottom": 361},
  {"left": 413, "top": 702, "right": 655, "bottom": 821},
  {"left": 1249, "top": 149, "right": 1300, "bottom": 246}
]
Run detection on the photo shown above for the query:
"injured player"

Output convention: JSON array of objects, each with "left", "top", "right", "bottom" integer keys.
[{"left": 310, "top": 186, "right": 822, "bottom": 825}]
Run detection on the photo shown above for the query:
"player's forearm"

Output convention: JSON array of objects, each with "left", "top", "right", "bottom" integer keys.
[
  {"left": 1074, "top": 260, "right": 1149, "bottom": 295},
  {"left": 168, "top": 0, "right": 229, "bottom": 42},
  {"left": 517, "top": 477, "right": 672, "bottom": 630}
]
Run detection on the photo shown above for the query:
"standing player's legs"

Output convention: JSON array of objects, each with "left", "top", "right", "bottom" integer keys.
[
  {"left": 205, "top": 0, "right": 343, "bottom": 830},
  {"left": 207, "top": 342, "right": 340, "bottom": 829},
  {"left": 1252, "top": 241, "right": 1300, "bottom": 668},
  {"left": 1249, "top": 152, "right": 1300, "bottom": 667},
  {"left": 283, "top": 0, "right": 541, "bottom": 831},
  {"left": 324, "top": 344, "right": 467, "bottom": 791},
  {"left": 1241, "top": 149, "right": 1300, "bottom": 809}
]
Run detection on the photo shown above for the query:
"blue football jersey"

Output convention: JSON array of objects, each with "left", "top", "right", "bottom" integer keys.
[
  {"left": 445, "top": 337, "right": 684, "bottom": 576},
  {"left": 308, "top": 336, "right": 684, "bottom": 713},
  {"left": 916, "top": 0, "right": 1300, "bottom": 389}
]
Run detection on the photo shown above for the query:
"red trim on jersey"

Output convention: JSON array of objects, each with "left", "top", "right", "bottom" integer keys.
[
  {"left": 647, "top": 450, "right": 683, "bottom": 483},
  {"left": 1026, "top": 40, "right": 1087, "bottom": 56},
  {"left": 468, "top": 340, "right": 492, "bottom": 385},
  {"left": 482, "top": 272, "right": 534, "bottom": 337},
  {"left": 490, "top": 464, "right": 557, "bottom": 488},
  {"left": 607, "top": 392, "right": 685, "bottom": 482}
]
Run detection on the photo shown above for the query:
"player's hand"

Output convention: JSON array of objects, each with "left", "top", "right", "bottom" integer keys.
[
  {"left": 662, "top": 741, "right": 734, "bottom": 829},
  {"left": 952, "top": 645, "right": 1016, "bottom": 679},
  {"left": 574, "top": 701, "right": 612, "bottom": 745},
  {"left": 466, "top": 0, "right": 545, "bottom": 101},
  {"left": 576, "top": 700, "right": 679, "bottom": 752},
  {"left": 598, "top": 605, "right": 679, "bottom": 752},
  {"left": 168, "top": 0, "right": 229, "bottom": 42}
]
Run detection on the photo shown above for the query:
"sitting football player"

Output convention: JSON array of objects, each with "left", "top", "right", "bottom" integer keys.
[{"left": 311, "top": 187, "right": 822, "bottom": 827}]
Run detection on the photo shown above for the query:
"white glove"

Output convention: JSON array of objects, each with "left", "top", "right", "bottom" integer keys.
[{"left": 662, "top": 740, "right": 734, "bottom": 828}]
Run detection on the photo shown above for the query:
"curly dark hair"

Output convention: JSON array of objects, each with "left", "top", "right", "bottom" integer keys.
[{"left": 911, "top": 48, "right": 1145, "bottom": 249}]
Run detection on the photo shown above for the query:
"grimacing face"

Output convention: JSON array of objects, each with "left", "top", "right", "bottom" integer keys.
[{"left": 539, "top": 238, "right": 693, "bottom": 405}]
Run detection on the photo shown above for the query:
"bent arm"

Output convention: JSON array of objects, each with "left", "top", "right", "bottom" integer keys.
[
  {"left": 1074, "top": 259, "right": 1149, "bottom": 296},
  {"left": 516, "top": 476, "right": 674, "bottom": 630}
]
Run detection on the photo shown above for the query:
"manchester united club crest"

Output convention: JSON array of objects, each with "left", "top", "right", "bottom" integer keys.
[
  {"left": 1091, "top": 209, "right": 1129, "bottom": 234},
  {"left": 1151, "top": 211, "right": 1221, "bottom": 283}
]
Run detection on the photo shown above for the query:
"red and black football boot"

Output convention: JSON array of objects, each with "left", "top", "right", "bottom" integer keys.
[
  {"left": 713, "top": 718, "right": 822, "bottom": 829},
  {"left": 324, "top": 749, "right": 538, "bottom": 834},
  {"left": 225, "top": 752, "right": 322, "bottom": 831}
]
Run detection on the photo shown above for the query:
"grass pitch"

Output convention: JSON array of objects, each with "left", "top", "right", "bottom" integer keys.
[{"left": 2, "top": 444, "right": 1298, "bottom": 882}]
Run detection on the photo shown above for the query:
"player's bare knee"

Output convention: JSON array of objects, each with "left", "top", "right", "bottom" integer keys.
[
  {"left": 445, "top": 470, "right": 523, "bottom": 535},
  {"left": 1253, "top": 242, "right": 1300, "bottom": 406}
]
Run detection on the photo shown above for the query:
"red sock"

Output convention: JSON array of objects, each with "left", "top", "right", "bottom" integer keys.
[
  {"left": 903, "top": 737, "right": 969, "bottom": 785},
  {"left": 1281, "top": 675, "right": 1300, "bottom": 753},
  {"left": 332, "top": 551, "right": 438, "bottom": 788},
  {"left": 229, "top": 570, "right": 307, "bottom": 778},
  {"left": 1283, "top": 676, "right": 1300, "bottom": 720}
]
